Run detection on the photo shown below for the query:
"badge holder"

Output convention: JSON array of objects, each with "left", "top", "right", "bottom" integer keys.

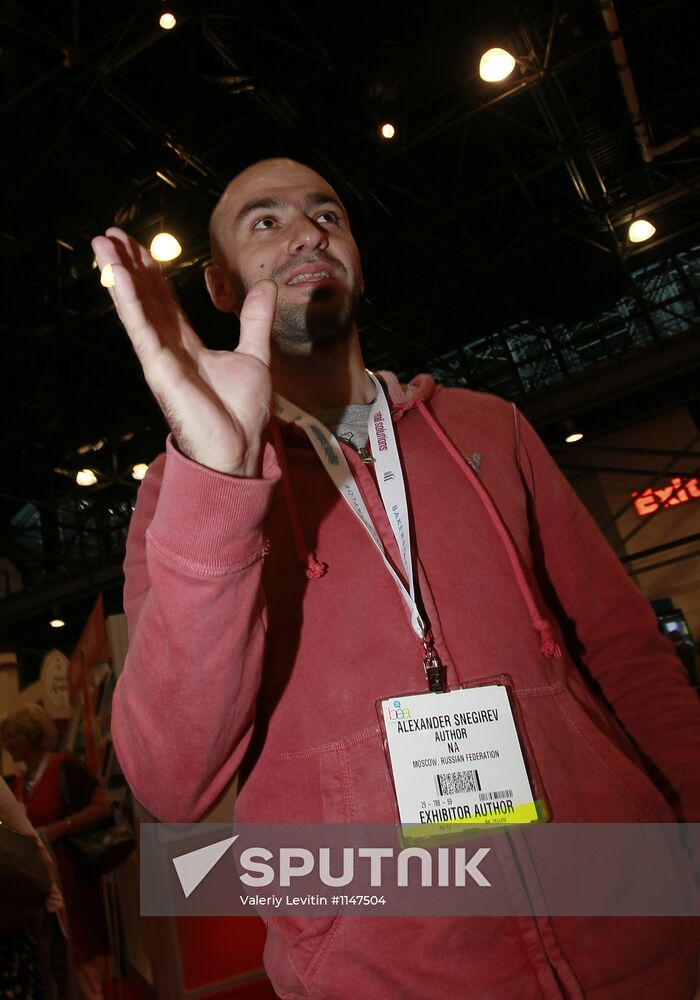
[{"left": 376, "top": 674, "right": 549, "bottom": 847}]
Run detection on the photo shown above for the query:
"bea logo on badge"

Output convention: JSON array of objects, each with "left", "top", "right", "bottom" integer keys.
[{"left": 387, "top": 699, "right": 411, "bottom": 721}]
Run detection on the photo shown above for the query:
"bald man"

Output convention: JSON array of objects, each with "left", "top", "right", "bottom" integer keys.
[
  {"left": 94, "top": 159, "right": 372, "bottom": 478},
  {"left": 94, "top": 160, "right": 700, "bottom": 1000}
]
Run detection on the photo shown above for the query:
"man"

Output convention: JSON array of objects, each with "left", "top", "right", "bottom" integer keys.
[{"left": 94, "top": 158, "right": 700, "bottom": 998}]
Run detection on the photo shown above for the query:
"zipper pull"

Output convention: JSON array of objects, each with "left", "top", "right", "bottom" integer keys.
[{"left": 357, "top": 446, "right": 375, "bottom": 465}]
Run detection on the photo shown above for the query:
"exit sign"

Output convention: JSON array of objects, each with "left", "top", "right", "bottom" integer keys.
[{"left": 632, "top": 476, "right": 700, "bottom": 517}]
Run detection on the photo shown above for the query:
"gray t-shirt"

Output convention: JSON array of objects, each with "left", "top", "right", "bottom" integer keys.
[{"left": 315, "top": 402, "right": 373, "bottom": 453}]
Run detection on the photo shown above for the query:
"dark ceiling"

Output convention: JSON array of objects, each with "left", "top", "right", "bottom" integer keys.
[{"left": 1, "top": 0, "right": 699, "bottom": 667}]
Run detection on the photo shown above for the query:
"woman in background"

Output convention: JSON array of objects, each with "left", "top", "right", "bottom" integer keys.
[
  {"left": 1, "top": 704, "right": 111, "bottom": 1000},
  {"left": 0, "top": 774, "right": 65, "bottom": 998}
]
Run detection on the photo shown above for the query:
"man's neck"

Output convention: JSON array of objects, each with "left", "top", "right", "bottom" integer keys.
[{"left": 270, "top": 331, "right": 374, "bottom": 414}]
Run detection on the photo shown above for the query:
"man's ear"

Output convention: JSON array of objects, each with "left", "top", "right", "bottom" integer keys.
[{"left": 205, "top": 264, "right": 241, "bottom": 314}]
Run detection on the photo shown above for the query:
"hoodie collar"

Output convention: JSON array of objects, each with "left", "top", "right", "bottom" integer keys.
[{"left": 272, "top": 370, "right": 437, "bottom": 441}]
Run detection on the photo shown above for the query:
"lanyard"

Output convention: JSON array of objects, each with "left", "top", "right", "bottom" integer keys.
[
  {"left": 20, "top": 753, "right": 51, "bottom": 803},
  {"left": 273, "top": 372, "right": 444, "bottom": 691}
]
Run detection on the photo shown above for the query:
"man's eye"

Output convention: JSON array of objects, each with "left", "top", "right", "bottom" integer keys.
[
  {"left": 317, "top": 211, "right": 339, "bottom": 224},
  {"left": 253, "top": 218, "right": 276, "bottom": 230}
]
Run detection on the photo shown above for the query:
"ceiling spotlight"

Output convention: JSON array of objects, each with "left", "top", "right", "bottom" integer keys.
[
  {"left": 49, "top": 618, "right": 65, "bottom": 629},
  {"left": 564, "top": 420, "right": 583, "bottom": 444},
  {"left": 150, "top": 232, "right": 182, "bottom": 262},
  {"left": 155, "top": 169, "right": 177, "bottom": 189},
  {"left": 159, "top": 12, "right": 176, "bottom": 30},
  {"left": 628, "top": 219, "right": 656, "bottom": 243},
  {"left": 77, "top": 439, "right": 105, "bottom": 455},
  {"left": 100, "top": 263, "right": 115, "bottom": 288},
  {"left": 76, "top": 468, "right": 97, "bottom": 486},
  {"left": 479, "top": 47, "right": 516, "bottom": 83},
  {"left": 380, "top": 122, "right": 396, "bottom": 140},
  {"left": 132, "top": 463, "right": 149, "bottom": 481}
]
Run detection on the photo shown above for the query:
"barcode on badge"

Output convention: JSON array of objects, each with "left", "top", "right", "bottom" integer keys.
[
  {"left": 436, "top": 769, "right": 481, "bottom": 797},
  {"left": 478, "top": 788, "right": 513, "bottom": 802}
]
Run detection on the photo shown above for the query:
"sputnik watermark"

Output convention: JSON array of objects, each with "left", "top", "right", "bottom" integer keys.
[
  {"left": 140, "top": 823, "right": 700, "bottom": 917},
  {"left": 171, "top": 836, "right": 492, "bottom": 898}
]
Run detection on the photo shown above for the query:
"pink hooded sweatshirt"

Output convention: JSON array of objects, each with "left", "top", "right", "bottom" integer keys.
[{"left": 113, "top": 373, "right": 700, "bottom": 999}]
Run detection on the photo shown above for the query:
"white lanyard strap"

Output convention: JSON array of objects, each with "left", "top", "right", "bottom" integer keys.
[
  {"left": 273, "top": 373, "right": 425, "bottom": 639},
  {"left": 21, "top": 753, "right": 51, "bottom": 802}
]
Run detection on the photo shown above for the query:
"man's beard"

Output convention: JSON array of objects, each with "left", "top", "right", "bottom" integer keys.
[{"left": 268, "top": 255, "right": 361, "bottom": 355}]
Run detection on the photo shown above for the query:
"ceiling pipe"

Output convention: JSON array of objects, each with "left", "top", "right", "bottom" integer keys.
[{"left": 598, "top": 0, "right": 698, "bottom": 164}]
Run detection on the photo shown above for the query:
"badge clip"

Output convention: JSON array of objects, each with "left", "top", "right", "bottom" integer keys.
[{"left": 422, "top": 631, "right": 446, "bottom": 693}]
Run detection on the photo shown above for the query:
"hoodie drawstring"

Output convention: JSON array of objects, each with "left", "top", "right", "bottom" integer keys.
[
  {"left": 270, "top": 420, "right": 327, "bottom": 579},
  {"left": 416, "top": 400, "right": 561, "bottom": 659},
  {"left": 271, "top": 398, "right": 561, "bottom": 659}
]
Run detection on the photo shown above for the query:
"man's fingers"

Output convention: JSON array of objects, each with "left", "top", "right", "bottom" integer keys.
[
  {"left": 92, "top": 231, "right": 205, "bottom": 369},
  {"left": 237, "top": 280, "right": 278, "bottom": 368},
  {"left": 104, "top": 227, "right": 153, "bottom": 268}
]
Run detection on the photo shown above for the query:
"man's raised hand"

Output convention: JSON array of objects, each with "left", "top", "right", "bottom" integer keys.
[{"left": 92, "top": 228, "right": 277, "bottom": 477}]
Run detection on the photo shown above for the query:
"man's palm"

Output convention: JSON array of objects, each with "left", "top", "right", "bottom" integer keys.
[{"left": 92, "top": 228, "right": 277, "bottom": 476}]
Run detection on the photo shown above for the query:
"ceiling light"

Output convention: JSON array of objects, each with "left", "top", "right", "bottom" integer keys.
[
  {"left": 564, "top": 420, "right": 583, "bottom": 444},
  {"left": 100, "top": 263, "right": 115, "bottom": 287},
  {"left": 380, "top": 122, "right": 396, "bottom": 140},
  {"left": 159, "top": 12, "right": 176, "bottom": 30},
  {"left": 76, "top": 468, "right": 97, "bottom": 486},
  {"left": 132, "top": 463, "right": 149, "bottom": 481},
  {"left": 77, "top": 439, "right": 105, "bottom": 455},
  {"left": 479, "top": 48, "right": 516, "bottom": 83},
  {"left": 155, "top": 170, "right": 177, "bottom": 188},
  {"left": 49, "top": 618, "right": 65, "bottom": 629},
  {"left": 150, "top": 232, "right": 182, "bottom": 261},
  {"left": 628, "top": 219, "right": 656, "bottom": 243}
]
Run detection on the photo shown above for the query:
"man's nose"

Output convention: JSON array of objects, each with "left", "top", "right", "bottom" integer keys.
[{"left": 287, "top": 215, "right": 329, "bottom": 255}]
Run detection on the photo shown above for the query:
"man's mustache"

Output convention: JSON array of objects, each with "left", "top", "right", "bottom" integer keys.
[{"left": 271, "top": 253, "right": 346, "bottom": 284}]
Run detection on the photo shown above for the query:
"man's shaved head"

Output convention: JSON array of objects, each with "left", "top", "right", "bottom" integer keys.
[{"left": 209, "top": 158, "right": 344, "bottom": 265}]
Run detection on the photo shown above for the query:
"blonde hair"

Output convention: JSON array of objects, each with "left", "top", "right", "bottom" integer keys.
[{"left": 0, "top": 703, "right": 59, "bottom": 751}]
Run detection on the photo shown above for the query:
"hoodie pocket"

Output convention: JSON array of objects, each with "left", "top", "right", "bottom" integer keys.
[
  {"left": 278, "top": 724, "right": 398, "bottom": 825},
  {"left": 519, "top": 680, "right": 675, "bottom": 822},
  {"left": 266, "top": 725, "right": 399, "bottom": 996}
]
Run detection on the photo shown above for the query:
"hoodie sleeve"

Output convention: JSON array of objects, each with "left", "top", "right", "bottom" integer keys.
[
  {"left": 112, "top": 436, "right": 280, "bottom": 822},
  {"left": 515, "top": 408, "right": 700, "bottom": 821}
]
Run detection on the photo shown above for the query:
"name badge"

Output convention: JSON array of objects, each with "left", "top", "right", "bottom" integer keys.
[{"left": 380, "top": 685, "right": 539, "bottom": 836}]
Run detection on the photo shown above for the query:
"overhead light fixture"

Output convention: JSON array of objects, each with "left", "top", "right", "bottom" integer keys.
[
  {"left": 150, "top": 232, "right": 182, "bottom": 262},
  {"left": 77, "top": 439, "right": 105, "bottom": 455},
  {"left": 49, "top": 618, "right": 65, "bottom": 629},
  {"left": 159, "top": 12, "right": 176, "bottom": 30},
  {"left": 100, "top": 263, "right": 115, "bottom": 287},
  {"left": 380, "top": 122, "right": 396, "bottom": 140},
  {"left": 564, "top": 420, "right": 583, "bottom": 444},
  {"left": 479, "top": 47, "right": 516, "bottom": 83},
  {"left": 132, "top": 463, "right": 149, "bottom": 481},
  {"left": 76, "top": 468, "right": 97, "bottom": 486},
  {"left": 628, "top": 219, "right": 656, "bottom": 243},
  {"left": 155, "top": 170, "right": 177, "bottom": 189}
]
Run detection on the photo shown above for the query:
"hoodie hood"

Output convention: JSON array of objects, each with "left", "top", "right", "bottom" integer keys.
[{"left": 375, "top": 370, "right": 437, "bottom": 417}]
